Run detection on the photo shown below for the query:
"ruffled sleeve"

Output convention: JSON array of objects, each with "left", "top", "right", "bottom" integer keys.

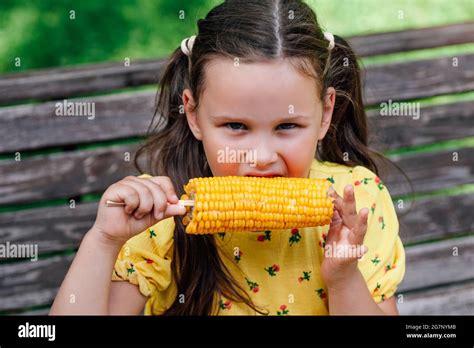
[
  {"left": 351, "top": 166, "right": 406, "bottom": 303},
  {"left": 112, "top": 216, "right": 177, "bottom": 314}
]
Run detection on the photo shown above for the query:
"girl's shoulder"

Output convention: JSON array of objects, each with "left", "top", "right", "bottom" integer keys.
[
  {"left": 310, "top": 158, "right": 376, "bottom": 177},
  {"left": 113, "top": 205, "right": 176, "bottom": 306},
  {"left": 310, "top": 159, "right": 388, "bottom": 200}
]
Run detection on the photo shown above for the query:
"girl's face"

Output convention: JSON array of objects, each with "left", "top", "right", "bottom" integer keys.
[{"left": 183, "top": 57, "right": 335, "bottom": 178}]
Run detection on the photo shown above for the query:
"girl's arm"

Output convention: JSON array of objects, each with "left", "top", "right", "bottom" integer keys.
[
  {"left": 325, "top": 262, "right": 398, "bottom": 315},
  {"left": 50, "top": 229, "right": 146, "bottom": 315},
  {"left": 323, "top": 185, "right": 400, "bottom": 315},
  {"left": 50, "top": 175, "right": 186, "bottom": 315}
]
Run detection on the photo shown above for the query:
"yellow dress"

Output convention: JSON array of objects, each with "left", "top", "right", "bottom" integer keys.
[{"left": 112, "top": 159, "right": 405, "bottom": 315}]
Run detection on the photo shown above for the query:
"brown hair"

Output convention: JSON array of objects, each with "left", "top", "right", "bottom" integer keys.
[{"left": 135, "top": 0, "right": 393, "bottom": 315}]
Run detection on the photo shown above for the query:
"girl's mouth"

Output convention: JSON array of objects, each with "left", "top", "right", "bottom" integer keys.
[{"left": 245, "top": 174, "right": 283, "bottom": 178}]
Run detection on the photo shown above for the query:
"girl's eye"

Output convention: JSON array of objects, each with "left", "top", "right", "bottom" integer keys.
[
  {"left": 225, "top": 122, "right": 247, "bottom": 130},
  {"left": 278, "top": 123, "right": 297, "bottom": 130},
  {"left": 224, "top": 122, "right": 297, "bottom": 131}
]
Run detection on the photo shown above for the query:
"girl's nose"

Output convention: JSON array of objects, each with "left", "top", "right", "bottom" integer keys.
[{"left": 253, "top": 146, "right": 278, "bottom": 169}]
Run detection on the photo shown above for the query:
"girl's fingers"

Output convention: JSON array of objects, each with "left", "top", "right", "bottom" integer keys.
[
  {"left": 121, "top": 177, "right": 154, "bottom": 219},
  {"left": 111, "top": 183, "right": 140, "bottom": 214},
  {"left": 349, "top": 207, "right": 369, "bottom": 246},
  {"left": 328, "top": 186, "right": 357, "bottom": 229},
  {"left": 327, "top": 187, "right": 343, "bottom": 213},
  {"left": 141, "top": 179, "right": 186, "bottom": 219},
  {"left": 125, "top": 176, "right": 186, "bottom": 220},
  {"left": 127, "top": 177, "right": 169, "bottom": 220},
  {"left": 143, "top": 177, "right": 186, "bottom": 218},
  {"left": 342, "top": 184, "right": 357, "bottom": 229},
  {"left": 163, "top": 203, "right": 187, "bottom": 219},
  {"left": 149, "top": 176, "right": 180, "bottom": 204},
  {"left": 326, "top": 209, "right": 343, "bottom": 245}
]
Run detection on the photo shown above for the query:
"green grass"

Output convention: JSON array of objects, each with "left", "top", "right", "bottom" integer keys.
[
  {"left": 0, "top": 137, "right": 145, "bottom": 161},
  {"left": 361, "top": 43, "right": 474, "bottom": 66},
  {"left": 0, "top": 198, "right": 70, "bottom": 214},
  {"left": 0, "top": 84, "right": 158, "bottom": 108},
  {"left": 75, "top": 137, "right": 144, "bottom": 151},
  {"left": 310, "top": 0, "right": 474, "bottom": 37},
  {"left": 384, "top": 136, "right": 474, "bottom": 157},
  {"left": 81, "top": 193, "right": 103, "bottom": 202},
  {"left": 392, "top": 182, "right": 474, "bottom": 203},
  {"left": 402, "top": 230, "right": 474, "bottom": 247},
  {"left": 0, "top": 303, "right": 52, "bottom": 316},
  {"left": 1, "top": 0, "right": 473, "bottom": 73},
  {"left": 0, "top": 247, "right": 77, "bottom": 265},
  {"left": 0, "top": 146, "right": 73, "bottom": 161},
  {"left": 365, "top": 91, "right": 474, "bottom": 111}
]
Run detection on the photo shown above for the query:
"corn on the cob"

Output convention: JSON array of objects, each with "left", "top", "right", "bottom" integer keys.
[{"left": 180, "top": 176, "right": 333, "bottom": 234}]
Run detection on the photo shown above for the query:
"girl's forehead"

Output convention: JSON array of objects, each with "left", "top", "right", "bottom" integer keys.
[{"left": 200, "top": 57, "right": 320, "bottom": 117}]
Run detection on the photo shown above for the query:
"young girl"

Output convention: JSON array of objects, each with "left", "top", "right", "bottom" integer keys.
[{"left": 51, "top": 0, "right": 405, "bottom": 316}]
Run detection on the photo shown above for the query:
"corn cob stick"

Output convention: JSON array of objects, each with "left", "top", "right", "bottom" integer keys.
[
  {"left": 105, "top": 200, "right": 194, "bottom": 207},
  {"left": 181, "top": 176, "right": 334, "bottom": 234}
]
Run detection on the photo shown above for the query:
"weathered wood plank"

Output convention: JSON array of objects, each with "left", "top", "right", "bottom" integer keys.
[
  {"left": 0, "top": 202, "right": 98, "bottom": 253},
  {"left": 2, "top": 92, "right": 473, "bottom": 154},
  {"left": 349, "top": 22, "right": 474, "bottom": 57},
  {"left": 0, "top": 91, "right": 155, "bottom": 153},
  {"left": 1, "top": 144, "right": 472, "bottom": 206},
  {"left": 396, "top": 192, "right": 474, "bottom": 245},
  {"left": 1, "top": 236, "right": 472, "bottom": 312},
  {"left": 382, "top": 147, "right": 474, "bottom": 197},
  {"left": 1, "top": 23, "right": 473, "bottom": 104},
  {"left": 0, "top": 145, "right": 140, "bottom": 206},
  {"left": 0, "top": 254, "right": 74, "bottom": 312},
  {"left": 367, "top": 100, "right": 474, "bottom": 150},
  {"left": 363, "top": 53, "right": 474, "bottom": 106},
  {"left": 398, "top": 235, "right": 474, "bottom": 293},
  {"left": 16, "top": 307, "right": 51, "bottom": 315},
  {"left": 398, "top": 280, "right": 474, "bottom": 315},
  {"left": 0, "top": 59, "right": 165, "bottom": 104}
]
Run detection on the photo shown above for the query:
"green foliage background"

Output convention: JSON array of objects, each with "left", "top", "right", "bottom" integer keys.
[{"left": 0, "top": 0, "right": 472, "bottom": 73}]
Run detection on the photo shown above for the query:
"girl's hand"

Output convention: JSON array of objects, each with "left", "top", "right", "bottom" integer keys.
[
  {"left": 321, "top": 184, "right": 369, "bottom": 286},
  {"left": 91, "top": 176, "right": 187, "bottom": 246}
]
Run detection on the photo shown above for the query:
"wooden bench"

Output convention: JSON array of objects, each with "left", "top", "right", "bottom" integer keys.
[{"left": 0, "top": 22, "right": 473, "bottom": 315}]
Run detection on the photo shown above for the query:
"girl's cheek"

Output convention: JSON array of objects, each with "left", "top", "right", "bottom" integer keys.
[
  {"left": 202, "top": 141, "right": 240, "bottom": 176},
  {"left": 282, "top": 137, "right": 317, "bottom": 177},
  {"left": 209, "top": 160, "right": 240, "bottom": 176}
]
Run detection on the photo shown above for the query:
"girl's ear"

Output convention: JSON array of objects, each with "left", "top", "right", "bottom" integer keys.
[
  {"left": 318, "top": 87, "right": 336, "bottom": 140},
  {"left": 182, "top": 89, "right": 203, "bottom": 141}
]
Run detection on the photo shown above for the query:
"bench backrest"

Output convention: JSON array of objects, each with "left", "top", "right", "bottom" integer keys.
[{"left": 0, "top": 22, "right": 473, "bottom": 314}]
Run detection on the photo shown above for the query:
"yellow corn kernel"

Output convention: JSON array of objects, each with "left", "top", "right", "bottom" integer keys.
[{"left": 181, "top": 176, "right": 333, "bottom": 234}]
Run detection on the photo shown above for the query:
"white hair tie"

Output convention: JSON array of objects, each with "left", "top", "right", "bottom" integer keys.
[
  {"left": 323, "top": 31, "right": 335, "bottom": 51},
  {"left": 181, "top": 35, "right": 196, "bottom": 56}
]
